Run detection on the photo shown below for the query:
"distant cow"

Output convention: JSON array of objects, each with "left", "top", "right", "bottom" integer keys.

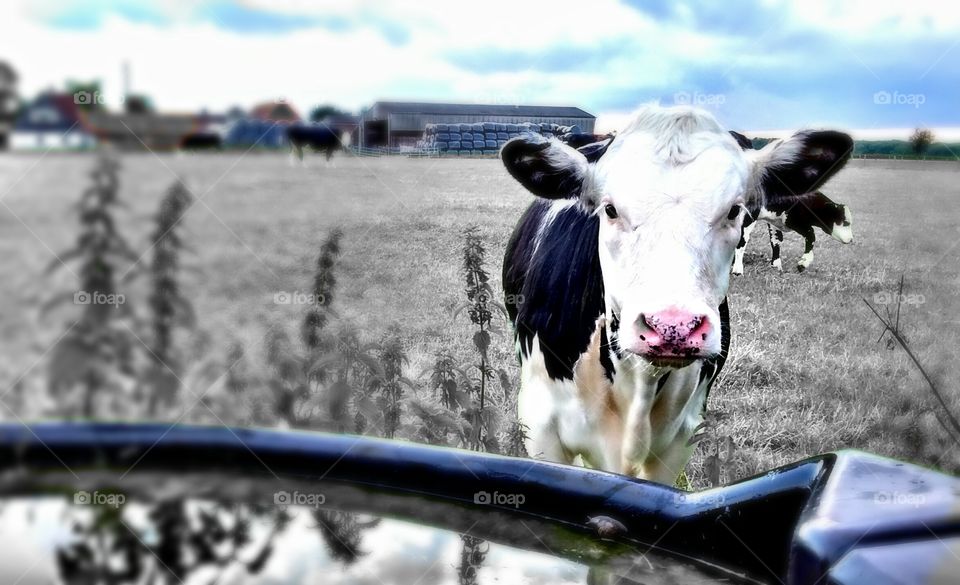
[
  {"left": 728, "top": 132, "right": 854, "bottom": 274},
  {"left": 733, "top": 191, "right": 853, "bottom": 274},
  {"left": 180, "top": 132, "right": 222, "bottom": 150},
  {"left": 288, "top": 124, "right": 342, "bottom": 164},
  {"left": 502, "top": 105, "right": 852, "bottom": 483}
]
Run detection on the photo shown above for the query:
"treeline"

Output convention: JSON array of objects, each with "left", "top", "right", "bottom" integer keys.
[{"left": 752, "top": 137, "right": 959, "bottom": 159}]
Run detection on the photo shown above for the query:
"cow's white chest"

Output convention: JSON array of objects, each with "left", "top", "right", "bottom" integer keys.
[{"left": 517, "top": 324, "right": 710, "bottom": 482}]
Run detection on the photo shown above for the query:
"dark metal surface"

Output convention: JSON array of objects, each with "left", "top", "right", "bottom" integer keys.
[{"left": 0, "top": 423, "right": 956, "bottom": 584}]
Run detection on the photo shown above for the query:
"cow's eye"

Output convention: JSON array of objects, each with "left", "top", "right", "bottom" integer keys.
[
  {"left": 726, "top": 205, "right": 741, "bottom": 221},
  {"left": 604, "top": 204, "right": 619, "bottom": 220}
]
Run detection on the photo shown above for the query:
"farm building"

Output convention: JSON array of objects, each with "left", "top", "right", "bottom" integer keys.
[
  {"left": 359, "top": 101, "right": 595, "bottom": 148},
  {"left": 250, "top": 100, "right": 302, "bottom": 123},
  {"left": 10, "top": 92, "right": 96, "bottom": 150},
  {"left": 85, "top": 111, "right": 198, "bottom": 150}
]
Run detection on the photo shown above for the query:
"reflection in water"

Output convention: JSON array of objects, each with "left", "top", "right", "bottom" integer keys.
[
  {"left": 1, "top": 498, "right": 594, "bottom": 585},
  {"left": 458, "top": 535, "right": 488, "bottom": 585},
  {"left": 313, "top": 509, "right": 381, "bottom": 564},
  {"left": 55, "top": 499, "right": 288, "bottom": 584},
  {"left": 0, "top": 495, "right": 739, "bottom": 584}
]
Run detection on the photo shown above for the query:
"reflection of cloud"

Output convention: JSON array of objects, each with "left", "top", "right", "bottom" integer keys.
[{"left": 259, "top": 509, "right": 587, "bottom": 585}]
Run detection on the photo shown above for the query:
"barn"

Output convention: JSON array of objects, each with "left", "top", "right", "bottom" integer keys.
[{"left": 359, "top": 101, "right": 595, "bottom": 148}]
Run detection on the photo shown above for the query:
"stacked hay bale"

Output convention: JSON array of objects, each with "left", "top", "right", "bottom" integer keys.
[{"left": 419, "top": 121, "right": 592, "bottom": 155}]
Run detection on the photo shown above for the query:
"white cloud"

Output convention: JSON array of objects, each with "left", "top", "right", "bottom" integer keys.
[{"left": 2, "top": 0, "right": 958, "bottom": 130}]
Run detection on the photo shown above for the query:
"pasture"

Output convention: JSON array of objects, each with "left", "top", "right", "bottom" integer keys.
[{"left": 2, "top": 152, "right": 959, "bottom": 486}]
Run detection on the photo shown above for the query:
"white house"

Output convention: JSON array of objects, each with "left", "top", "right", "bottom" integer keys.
[{"left": 10, "top": 92, "right": 96, "bottom": 151}]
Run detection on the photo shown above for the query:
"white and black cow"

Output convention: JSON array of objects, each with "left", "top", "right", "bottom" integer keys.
[
  {"left": 732, "top": 191, "right": 853, "bottom": 274},
  {"left": 501, "top": 105, "right": 852, "bottom": 483},
  {"left": 728, "top": 131, "right": 854, "bottom": 274}
]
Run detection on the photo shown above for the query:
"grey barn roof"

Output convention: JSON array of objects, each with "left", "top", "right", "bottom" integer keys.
[{"left": 368, "top": 101, "right": 595, "bottom": 119}]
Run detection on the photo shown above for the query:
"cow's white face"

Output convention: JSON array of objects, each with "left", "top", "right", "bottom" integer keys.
[
  {"left": 501, "top": 105, "right": 852, "bottom": 368},
  {"left": 591, "top": 132, "right": 747, "bottom": 364}
]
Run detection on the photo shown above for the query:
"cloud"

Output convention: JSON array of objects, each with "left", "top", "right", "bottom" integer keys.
[{"left": 3, "top": 0, "right": 959, "bottom": 131}]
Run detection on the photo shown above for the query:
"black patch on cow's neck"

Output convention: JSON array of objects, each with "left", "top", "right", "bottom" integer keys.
[
  {"left": 608, "top": 313, "right": 625, "bottom": 361},
  {"left": 703, "top": 298, "right": 731, "bottom": 404},
  {"left": 656, "top": 374, "right": 671, "bottom": 396},
  {"left": 503, "top": 199, "right": 611, "bottom": 381}
]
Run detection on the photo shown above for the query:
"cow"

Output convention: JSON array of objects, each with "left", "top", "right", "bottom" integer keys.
[
  {"left": 732, "top": 191, "right": 853, "bottom": 274},
  {"left": 727, "top": 131, "right": 854, "bottom": 274},
  {"left": 287, "top": 124, "right": 343, "bottom": 166},
  {"left": 180, "top": 132, "right": 222, "bottom": 150},
  {"left": 501, "top": 105, "right": 852, "bottom": 483}
]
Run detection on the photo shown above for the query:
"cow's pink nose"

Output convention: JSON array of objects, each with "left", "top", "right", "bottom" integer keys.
[{"left": 636, "top": 308, "right": 711, "bottom": 358}]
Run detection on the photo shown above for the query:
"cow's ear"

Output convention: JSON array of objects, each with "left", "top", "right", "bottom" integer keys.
[
  {"left": 577, "top": 136, "right": 614, "bottom": 162},
  {"left": 501, "top": 133, "right": 588, "bottom": 199},
  {"left": 728, "top": 130, "right": 753, "bottom": 150},
  {"left": 751, "top": 130, "right": 853, "bottom": 201}
]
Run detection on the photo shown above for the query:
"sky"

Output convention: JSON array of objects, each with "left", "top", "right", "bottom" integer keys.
[{"left": 2, "top": 0, "right": 958, "bottom": 137}]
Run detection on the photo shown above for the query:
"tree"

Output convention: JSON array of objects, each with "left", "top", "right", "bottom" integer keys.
[
  {"left": 910, "top": 128, "right": 934, "bottom": 156},
  {"left": 124, "top": 94, "right": 154, "bottom": 114},
  {"left": 309, "top": 104, "right": 350, "bottom": 123}
]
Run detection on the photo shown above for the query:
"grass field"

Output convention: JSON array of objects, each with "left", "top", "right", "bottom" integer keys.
[{"left": 2, "top": 151, "right": 960, "bottom": 487}]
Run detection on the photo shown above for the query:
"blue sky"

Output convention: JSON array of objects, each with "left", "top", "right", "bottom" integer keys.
[{"left": 4, "top": 0, "right": 958, "bottom": 134}]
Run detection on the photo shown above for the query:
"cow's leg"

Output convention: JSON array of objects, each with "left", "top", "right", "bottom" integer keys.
[
  {"left": 797, "top": 228, "right": 816, "bottom": 272},
  {"left": 731, "top": 217, "right": 756, "bottom": 275},
  {"left": 289, "top": 144, "right": 304, "bottom": 167},
  {"left": 768, "top": 225, "right": 784, "bottom": 272},
  {"left": 643, "top": 440, "right": 697, "bottom": 486},
  {"left": 517, "top": 354, "right": 574, "bottom": 464}
]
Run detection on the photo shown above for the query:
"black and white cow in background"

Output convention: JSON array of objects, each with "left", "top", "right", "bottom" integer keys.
[
  {"left": 287, "top": 124, "right": 345, "bottom": 166},
  {"left": 501, "top": 105, "right": 852, "bottom": 483},
  {"left": 732, "top": 191, "right": 853, "bottom": 274},
  {"left": 728, "top": 131, "right": 853, "bottom": 274}
]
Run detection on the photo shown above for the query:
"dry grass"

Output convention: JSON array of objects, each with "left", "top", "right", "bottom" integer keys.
[{"left": 2, "top": 152, "right": 959, "bottom": 487}]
